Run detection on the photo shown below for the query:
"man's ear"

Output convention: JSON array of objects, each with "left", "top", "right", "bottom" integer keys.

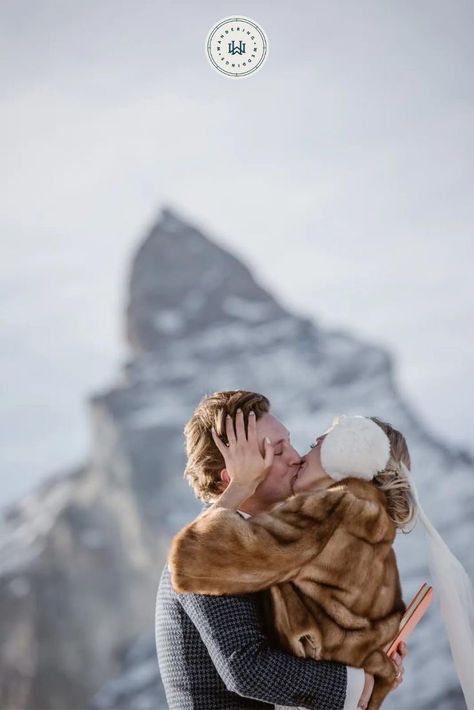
[{"left": 220, "top": 469, "right": 231, "bottom": 487}]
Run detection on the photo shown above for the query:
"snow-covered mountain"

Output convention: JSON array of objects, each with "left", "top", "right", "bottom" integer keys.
[{"left": 0, "top": 207, "right": 472, "bottom": 710}]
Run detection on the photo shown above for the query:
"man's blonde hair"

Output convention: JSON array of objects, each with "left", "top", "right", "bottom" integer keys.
[
  {"left": 184, "top": 390, "right": 270, "bottom": 502},
  {"left": 370, "top": 416, "right": 417, "bottom": 533}
]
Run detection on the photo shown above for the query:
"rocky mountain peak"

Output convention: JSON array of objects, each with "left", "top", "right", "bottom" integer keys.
[{"left": 125, "top": 207, "right": 288, "bottom": 353}]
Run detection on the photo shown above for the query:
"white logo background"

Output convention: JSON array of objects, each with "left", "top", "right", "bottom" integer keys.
[{"left": 206, "top": 16, "right": 268, "bottom": 78}]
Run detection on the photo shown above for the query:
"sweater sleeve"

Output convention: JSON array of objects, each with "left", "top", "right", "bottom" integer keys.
[
  {"left": 343, "top": 666, "right": 366, "bottom": 710},
  {"left": 176, "top": 582, "right": 348, "bottom": 710}
]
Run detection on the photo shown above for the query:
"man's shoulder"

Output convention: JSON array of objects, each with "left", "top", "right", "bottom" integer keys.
[
  {"left": 157, "top": 563, "right": 185, "bottom": 607},
  {"left": 156, "top": 563, "right": 174, "bottom": 603},
  {"left": 157, "top": 564, "right": 274, "bottom": 663},
  {"left": 158, "top": 561, "right": 263, "bottom": 605}
]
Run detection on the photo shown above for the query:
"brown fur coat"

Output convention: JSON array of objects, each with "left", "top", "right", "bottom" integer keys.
[{"left": 170, "top": 477, "right": 406, "bottom": 710}]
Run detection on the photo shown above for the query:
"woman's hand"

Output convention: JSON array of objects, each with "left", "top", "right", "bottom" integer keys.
[
  {"left": 389, "top": 641, "right": 407, "bottom": 690},
  {"left": 357, "top": 642, "right": 407, "bottom": 709},
  {"left": 211, "top": 409, "right": 274, "bottom": 497}
]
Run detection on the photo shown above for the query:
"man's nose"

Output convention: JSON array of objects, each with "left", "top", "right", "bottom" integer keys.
[{"left": 287, "top": 445, "right": 303, "bottom": 465}]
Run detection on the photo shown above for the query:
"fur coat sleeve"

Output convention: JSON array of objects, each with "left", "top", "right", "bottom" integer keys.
[{"left": 170, "top": 479, "right": 393, "bottom": 596}]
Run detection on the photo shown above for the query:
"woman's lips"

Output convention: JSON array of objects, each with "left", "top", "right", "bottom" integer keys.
[
  {"left": 290, "top": 468, "right": 301, "bottom": 494},
  {"left": 290, "top": 474, "right": 297, "bottom": 495},
  {"left": 290, "top": 462, "right": 305, "bottom": 495}
]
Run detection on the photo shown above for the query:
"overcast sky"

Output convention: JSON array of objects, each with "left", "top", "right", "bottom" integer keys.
[{"left": 1, "top": 0, "right": 473, "bottom": 507}]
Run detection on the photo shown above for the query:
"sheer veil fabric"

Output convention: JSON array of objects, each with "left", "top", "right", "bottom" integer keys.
[{"left": 403, "top": 462, "right": 474, "bottom": 709}]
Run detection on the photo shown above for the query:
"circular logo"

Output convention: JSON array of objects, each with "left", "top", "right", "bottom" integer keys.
[{"left": 206, "top": 16, "right": 268, "bottom": 78}]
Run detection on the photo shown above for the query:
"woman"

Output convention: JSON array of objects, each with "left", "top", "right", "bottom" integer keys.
[{"left": 170, "top": 413, "right": 414, "bottom": 710}]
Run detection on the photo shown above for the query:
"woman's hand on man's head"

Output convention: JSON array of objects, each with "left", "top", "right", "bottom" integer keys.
[{"left": 212, "top": 408, "right": 274, "bottom": 495}]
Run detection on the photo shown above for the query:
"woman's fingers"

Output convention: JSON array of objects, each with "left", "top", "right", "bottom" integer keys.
[
  {"left": 235, "top": 408, "right": 246, "bottom": 442},
  {"left": 226, "top": 414, "right": 237, "bottom": 446},
  {"left": 390, "top": 650, "right": 405, "bottom": 689},
  {"left": 247, "top": 410, "right": 257, "bottom": 445},
  {"left": 218, "top": 409, "right": 263, "bottom": 463},
  {"left": 227, "top": 409, "right": 259, "bottom": 447},
  {"left": 393, "top": 671, "right": 404, "bottom": 689},
  {"left": 211, "top": 427, "right": 228, "bottom": 458},
  {"left": 398, "top": 642, "right": 408, "bottom": 658},
  {"left": 391, "top": 656, "right": 401, "bottom": 678}
]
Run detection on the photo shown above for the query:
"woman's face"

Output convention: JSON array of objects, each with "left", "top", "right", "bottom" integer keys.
[{"left": 291, "top": 433, "right": 334, "bottom": 494}]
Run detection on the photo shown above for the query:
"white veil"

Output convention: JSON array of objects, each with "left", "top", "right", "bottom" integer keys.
[{"left": 401, "top": 462, "right": 474, "bottom": 709}]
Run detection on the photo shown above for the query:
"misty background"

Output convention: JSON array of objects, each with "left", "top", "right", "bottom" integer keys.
[{"left": 1, "top": 0, "right": 474, "bottom": 509}]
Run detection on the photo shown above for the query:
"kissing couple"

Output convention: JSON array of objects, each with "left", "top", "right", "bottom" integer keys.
[{"left": 156, "top": 390, "right": 474, "bottom": 710}]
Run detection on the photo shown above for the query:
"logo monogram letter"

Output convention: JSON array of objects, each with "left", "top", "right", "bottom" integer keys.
[{"left": 228, "top": 40, "right": 246, "bottom": 55}]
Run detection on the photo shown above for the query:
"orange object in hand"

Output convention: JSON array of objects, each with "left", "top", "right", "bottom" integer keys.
[{"left": 384, "top": 583, "right": 433, "bottom": 658}]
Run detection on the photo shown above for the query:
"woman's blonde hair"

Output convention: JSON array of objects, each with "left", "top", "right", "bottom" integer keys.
[{"left": 370, "top": 416, "right": 417, "bottom": 533}]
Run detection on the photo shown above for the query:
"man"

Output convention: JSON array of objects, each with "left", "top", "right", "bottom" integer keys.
[{"left": 155, "top": 390, "right": 406, "bottom": 709}]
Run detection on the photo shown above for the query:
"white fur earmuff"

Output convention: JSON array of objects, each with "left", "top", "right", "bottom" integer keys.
[{"left": 320, "top": 415, "right": 391, "bottom": 481}]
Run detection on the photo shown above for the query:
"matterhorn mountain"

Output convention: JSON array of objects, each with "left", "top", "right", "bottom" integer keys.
[{"left": 0, "top": 207, "right": 472, "bottom": 710}]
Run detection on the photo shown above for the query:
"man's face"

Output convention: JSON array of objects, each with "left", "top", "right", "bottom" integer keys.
[{"left": 251, "top": 413, "right": 303, "bottom": 507}]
